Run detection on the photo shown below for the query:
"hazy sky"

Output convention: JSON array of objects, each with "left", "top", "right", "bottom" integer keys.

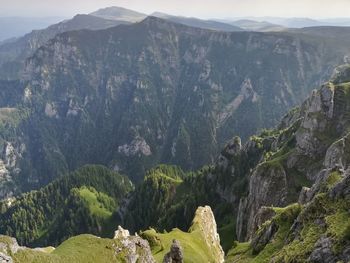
[{"left": 0, "top": 0, "right": 349, "bottom": 18}]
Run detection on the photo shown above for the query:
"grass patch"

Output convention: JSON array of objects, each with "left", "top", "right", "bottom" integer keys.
[
  {"left": 141, "top": 227, "right": 218, "bottom": 263},
  {"left": 77, "top": 186, "right": 116, "bottom": 219}
]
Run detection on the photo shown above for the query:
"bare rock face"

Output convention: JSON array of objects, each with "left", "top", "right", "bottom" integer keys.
[
  {"left": 298, "top": 186, "right": 312, "bottom": 204},
  {"left": 216, "top": 136, "right": 241, "bottom": 172},
  {"left": 251, "top": 220, "right": 278, "bottom": 254},
  {"left": 308, "top": 236, "right": 338, "bottom": 263},
  {"left": 308, "top": 231, "right": 350, "bottom": 263},
  {"left": 324, "top": 132, "right": 350, "bottom": 170},
  {"left": 162, "top": 240, "right": 183, "bottom": 263},
  {"left": 118, "top": 136, "right": 152, "bottom": 157},
  {"left": 298, "top": 131, "right": 350, "bottom": 204},
  {"left": 189, "top": 206, "right": 225, "bottom": 263},
  {"left": 114, "top": 225, "right": 130, "bottom": 239},
  {"left": 237, "top": 163, "right": 288, "bottom": 241},
  {"left": 330, "top": 172, "right": 350, "bottom": 200},
  {"left": 113, "top": 226, "right": 155, "bottom": 263},
  {"left": 295, "top": 84, "right": 334, "bottom": 158},
  {"left": 236, "top": 66, "right": 350, "bottom": 241}
]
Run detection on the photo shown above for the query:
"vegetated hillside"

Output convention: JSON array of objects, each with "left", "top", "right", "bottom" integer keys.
[
  {"left": 121, "top": 64, "right": 350, "bottom": 260},
  {"left": 225, "top": 64, "right": 350, "bottom": 262},
  {"left": 0, "top": 14, "right": 129, "bottom": 80},
  {"left": 121, "top": 163, "right": 239, "bottom": 252},
  {"left": 0, "top": 165, "right": 133, "bottom": 247},
  {"left": 1, "top": 65, "right": 350, "bottom": 262},
  {"left": 0, "top": 233, "right": 155, "bottom": 263},
  {"left": 0, "top": 205, "right": 224, "bottom": 263},
  {"left": 1, "top": 17, "right": 350, "bottom": 198}
]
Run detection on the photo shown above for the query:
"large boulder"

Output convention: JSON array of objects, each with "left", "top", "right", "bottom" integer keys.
[
  {"left": 162, "top": 239, "right": 183, "bottom": 263},
  {"left": 113, "top": 226, "right": 155, "bottom": 263}
]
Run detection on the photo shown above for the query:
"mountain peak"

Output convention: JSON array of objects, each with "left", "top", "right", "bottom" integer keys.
[{"left": 90, "top": 6, "right": 147, "bottom": 22}]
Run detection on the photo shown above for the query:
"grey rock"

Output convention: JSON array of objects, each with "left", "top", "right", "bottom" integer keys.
[
  {"left": 309, "top": 236, "right": 337, "bottom": 263},
  {"left": 236, "top": 197, "right": 249, "bottom": 241},
  {"left": 251, "top": 220, "right": 278, "bottom": 254},
  {"left": 330, "top": 172, "right": 350, "bottom": 199},
  {"left": 298, "top": 186, "right": 311, "bottom": 204},
  {"left": 216, "top": 136, "right": 241, "bottom": 172},
  {"left": 113, "top": 229, "right": 155, "bottom": 263},
  {"left": 163, "top": 240, "right": 183, "bottom": 263},
  {"left": 252, "top": 207, "right": 276, "bottom": 234},
  {"left": 324, "top": 133, "right": 350, "bottom": 170},
  {"left": 237, "top": 163, "right": 288, "bottom": 241}
]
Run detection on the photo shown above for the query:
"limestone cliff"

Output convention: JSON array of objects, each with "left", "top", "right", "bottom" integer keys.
[
  {"left": 189, "top": 206, "right": 225, "bottom": 263},
  {"left": 235, "top": 64, "right": 350, "bottom": 241},
  {"left": 227, "top": 65, "right": 350, "bottom": 262}
]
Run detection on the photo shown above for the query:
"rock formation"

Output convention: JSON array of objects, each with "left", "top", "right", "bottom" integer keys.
[
  {"left": 190, "top": 206, "right": 225, "bottom": 263},
  {"left": 113, "top": 226, "right": 155, "bottom": 263},
  {"left": 162, "top": 240, "right": 184, "bottom": 263}
]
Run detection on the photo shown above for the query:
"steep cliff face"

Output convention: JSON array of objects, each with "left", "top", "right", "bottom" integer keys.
[
  {"left": 228, "top": 171, "right": 350, "bottom": 262},
  {"left": 117, "top": 66, "right": 350, "bottom": 248},
  {"left": 0, "top": 64, "right": 349, "bottom": 263},
  {"left": 235, "top": 64, "right": 350, "bottom": 241},
  {"left": 1, "top": 17, "right": 350, "bottom": 197}
]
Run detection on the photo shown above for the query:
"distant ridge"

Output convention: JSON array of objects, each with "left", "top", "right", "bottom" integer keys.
[
  {"left": 90, "top": 6, "right": 147, "bottom": 22},
  {"left": 227, "top": 19, "right": 285, "bottom": 31},
  {"left": 151, "top": 11, "right": 243, "bottom": 32}
]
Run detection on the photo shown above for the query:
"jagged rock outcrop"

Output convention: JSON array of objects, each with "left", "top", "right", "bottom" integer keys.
[
  {"left": 162, "top": 240, "right": 184, "bottom": 263},
  {"left": 236, "top": 64, "right": 350, "bottom": 241},
  {"left": 228, "top": 65, "right": 350, "bottom": 262},
  {"left": 189, "top": 206, "right": 225, "bottom": 263},
  {"left": 330, "top": 171, "right": 350, "bottom": 200},
  {"left": 114, "top": 225, "right": 130, "bottom": 239},
  {"left": 113, "top": 226, "right": 155, "bottom": 263},
  {"left": 241, "top": 163, "right": 288, "bottom": 240},
  {"left": 308, "top": 236, "right": 339, "bottom": 263}
]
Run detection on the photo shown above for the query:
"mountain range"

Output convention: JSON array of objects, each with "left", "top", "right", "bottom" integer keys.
[
  {"left": 0, "top": 63, "right": 349, "bottom": 263},
  {"left": 1, "top": 15, "right": 350, "bottom": 198},
  {"left": 0, "top": 5, "right": 350, "bottom": 263}
]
